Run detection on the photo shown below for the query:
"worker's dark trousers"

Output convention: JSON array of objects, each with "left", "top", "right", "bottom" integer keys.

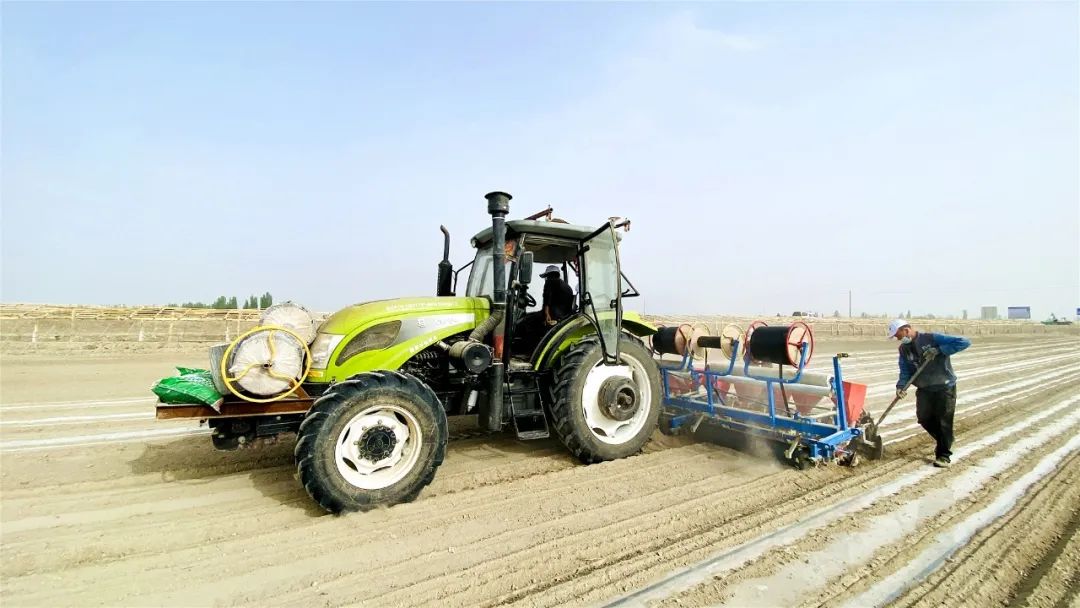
[{"left": 916, "top": 385, "right": 956, "bottom": 459}]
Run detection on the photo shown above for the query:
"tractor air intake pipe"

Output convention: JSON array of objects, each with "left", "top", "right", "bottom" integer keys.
[
  {"left": 437, "top": 225, "right": 453, "bottom": 296},
  {"left": 484, "top": 190, "right": 511, "bottom": 432}
]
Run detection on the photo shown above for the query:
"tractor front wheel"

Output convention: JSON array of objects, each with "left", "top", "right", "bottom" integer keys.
[
  {"left": 294, "top": 371, "right": 447, "bottom": 514},
  {"left": 550, "top": 336, "right": 662, "bottom": 463}
]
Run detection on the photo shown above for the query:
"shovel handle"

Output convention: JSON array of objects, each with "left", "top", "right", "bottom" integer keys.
[
  {"left": 874, "top": 356, "right": 933, "bottom": 429},
  {"left": 874, "top": 396, "right": 902, "bottom": 430}
]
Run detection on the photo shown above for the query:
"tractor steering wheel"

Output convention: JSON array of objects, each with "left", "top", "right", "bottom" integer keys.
[{"left": 515, "top": 284, "right": 536, "bottom": 310}]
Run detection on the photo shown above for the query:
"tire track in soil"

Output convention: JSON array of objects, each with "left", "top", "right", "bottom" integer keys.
[
  {"left": 831, "top": 430, "right": 1080, "bottom": 608},
  {"left": 0, "top": 441, "right": 732, "bottom": 597},
  {"left": 874, "top": 452, "right": 1080, "bottom": 608},
  {"left": 0, "top": 429, "right": 670, "bottom": 569},
  {"left": 0, "top": 428, "right": 550, "bottom": 508},
  {"left": 0, "top": 445, "right": 581, "bottom": 567},
  {"left": 1012, "top": 510, "right": 1080, "bottom": 608},
  {"left": 646, "top": 403, "right": 1080, "bottom": 607},
  {"left": 0, "top": 434, "right": 579, "bottom": 572}
]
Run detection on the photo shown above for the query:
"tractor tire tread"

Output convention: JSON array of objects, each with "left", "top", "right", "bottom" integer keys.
[
  {"left": 550, "top": 335, "right": 661, "bottom": 465},
  {"left": 294, "top": 370, "right": 447, "bottom": 514}
]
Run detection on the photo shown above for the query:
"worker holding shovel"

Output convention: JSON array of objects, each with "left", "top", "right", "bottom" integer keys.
[{"left": 887, "top": 319, "right": 971, "bottom": 468}]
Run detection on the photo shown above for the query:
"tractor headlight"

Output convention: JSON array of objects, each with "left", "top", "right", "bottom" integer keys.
[
  {"left": 336, "top": 321, "right": 401, "bottom": 366},
  {"left": 309, "top": 333, "right": 345, "bottom": 370}
]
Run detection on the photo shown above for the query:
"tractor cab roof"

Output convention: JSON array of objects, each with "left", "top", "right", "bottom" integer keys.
[{"left": 469, "top": 219, "right": 621, "bottom": 249}]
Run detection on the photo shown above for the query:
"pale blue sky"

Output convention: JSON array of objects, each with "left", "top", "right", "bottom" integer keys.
[{"left": 2, "top": 1, "right": 1077, "bottom": 319}]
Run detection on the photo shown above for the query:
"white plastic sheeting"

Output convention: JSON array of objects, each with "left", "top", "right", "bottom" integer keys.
[
  {"left": 260, "top": 302, "right": 317, "bottom": 345},
  {"left": 227, "top": 331, "right": 306, "bottom": 396}
]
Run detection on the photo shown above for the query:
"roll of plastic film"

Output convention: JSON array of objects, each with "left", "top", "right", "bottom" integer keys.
[{"left": 653, "top": 324, "right": 693, "bottom": 356}]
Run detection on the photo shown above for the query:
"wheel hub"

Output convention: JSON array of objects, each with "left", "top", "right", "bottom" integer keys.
[
  {"left": 356, "top": 424, "right": 397, "bottom": 462},
  {"left": 334, "top": 407, "right": 422, "bottom": 491},
  {"left": 598, "top": 376, "right": 639, "bottom": 422}
]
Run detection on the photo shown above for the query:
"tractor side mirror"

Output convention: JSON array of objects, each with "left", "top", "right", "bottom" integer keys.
[{"left": 519, "top": 251, "right": 534, "bottom": 286}]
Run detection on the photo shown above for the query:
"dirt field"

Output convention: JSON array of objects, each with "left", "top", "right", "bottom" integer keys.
[{"left": 1, "top": 335, "right": 1078, "bottom": 607}]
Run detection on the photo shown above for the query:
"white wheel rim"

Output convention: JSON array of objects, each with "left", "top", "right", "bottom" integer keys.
[
  {"left": 334, "top": 405, "right": 422, "bottom": 490},
  {"left": 580, "top": 355, "right": 653, "bottom": 445}
]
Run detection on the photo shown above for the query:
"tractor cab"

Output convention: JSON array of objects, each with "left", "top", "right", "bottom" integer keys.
[
  {"left": 458, "top": 214, "right": 636, "bottom": 366},
  {"left": 427, "top": 195, "right": 654, "bottom": 445}
]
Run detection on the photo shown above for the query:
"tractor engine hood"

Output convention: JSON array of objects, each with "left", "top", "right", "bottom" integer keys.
[
  {"left": 307, "top": 297, "right": 492, "bottom": 381},
  {"left": 319, "top": 297, "right": 490, "bottom": 335}
]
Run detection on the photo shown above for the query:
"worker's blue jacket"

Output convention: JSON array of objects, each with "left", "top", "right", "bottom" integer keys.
[{"left": 897, "top": 332, "right": 971, "bottom": 390}]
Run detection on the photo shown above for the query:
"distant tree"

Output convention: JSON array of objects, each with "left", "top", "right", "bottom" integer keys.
[
  {"left": 832, "top": 310, "right": 840, "bottom": 318},
  {"left": 171, "top": 292, "right": 272, "bottom": 309},
  {"left": 906, "top": 309, "right": 911, "bottom": 319}
]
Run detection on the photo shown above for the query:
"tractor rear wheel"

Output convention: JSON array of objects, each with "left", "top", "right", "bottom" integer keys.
[
  {"left": 294, "top": 371, "right": 447, "bottom": 514},
  {"left": 550, "top": 335, "right": 662, "bottom": 463}
]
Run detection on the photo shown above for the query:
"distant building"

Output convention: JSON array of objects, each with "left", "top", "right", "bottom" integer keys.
[
  {"left": 981, "top": 306, "right": 998, "bottom": 320},
  {"left": 1007, "top": 306, "right": 1031, "bottom": 320}
]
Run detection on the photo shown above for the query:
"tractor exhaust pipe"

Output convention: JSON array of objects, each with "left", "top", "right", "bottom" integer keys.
[
  {"left": 486, "top": 191, "right": 511, "bottom": 308},
  {"left": 437, "top": 225, "right": 453, "bottom": 296},
  {"left": 484, "top": 190, "right": 511, "bottom": 432}
]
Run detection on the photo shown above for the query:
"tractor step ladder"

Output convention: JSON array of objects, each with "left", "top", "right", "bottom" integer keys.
[
  {"left": 507, "top": 374, "right": 550, "bottom": 440},
  {"left": 512, "top": 412, "right": 550, "bottom": 440}
]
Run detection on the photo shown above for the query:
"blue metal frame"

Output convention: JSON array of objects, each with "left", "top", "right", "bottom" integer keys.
[{"left": 659, "top": 338, "right": 862, "bottom": 463}]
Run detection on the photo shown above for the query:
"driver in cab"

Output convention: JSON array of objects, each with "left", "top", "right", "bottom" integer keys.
[
  {"left": 539, "top": 265, "right": 574, "bottom": 327},
  {"left": 515, "top": 265, "right": 575, "bottom": 352}
]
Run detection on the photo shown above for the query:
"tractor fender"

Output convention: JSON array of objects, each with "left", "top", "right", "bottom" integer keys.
[{"left": 530, "top": 313, "right": 657, "bottom": 371}]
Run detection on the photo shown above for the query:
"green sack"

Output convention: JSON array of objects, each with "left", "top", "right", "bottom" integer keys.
[{"left": 153, "top": 367, "right": 223, "bottom": 407}]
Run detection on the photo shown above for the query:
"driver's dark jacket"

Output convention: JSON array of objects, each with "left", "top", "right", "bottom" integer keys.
[{"left": 543, "top": 278, "right": 574, "bottom": 320}]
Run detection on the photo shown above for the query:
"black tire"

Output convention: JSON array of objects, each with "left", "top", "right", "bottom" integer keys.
[
  {"left": 550, "top": 335, "right": 662, "bottom": 463},
  {"left": 294, "top": 371, "right": 447, "bottom": 514}
]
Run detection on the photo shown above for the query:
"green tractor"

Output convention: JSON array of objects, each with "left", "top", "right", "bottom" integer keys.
[{"left": 156, "top": 191, "right": 662, "bottom": 513}]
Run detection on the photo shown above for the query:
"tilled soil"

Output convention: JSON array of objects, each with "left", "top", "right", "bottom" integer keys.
[{"left": 1, "top": 336, "right": 1077, "bottom": 607}]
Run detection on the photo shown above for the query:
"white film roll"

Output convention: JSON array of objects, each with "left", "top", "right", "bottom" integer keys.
[
  {"left": 228, "top": 330, "right": 305, "bottom": 396},
  {"left": 260, "top": 302, "right": 318, "bottom": 345}
]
